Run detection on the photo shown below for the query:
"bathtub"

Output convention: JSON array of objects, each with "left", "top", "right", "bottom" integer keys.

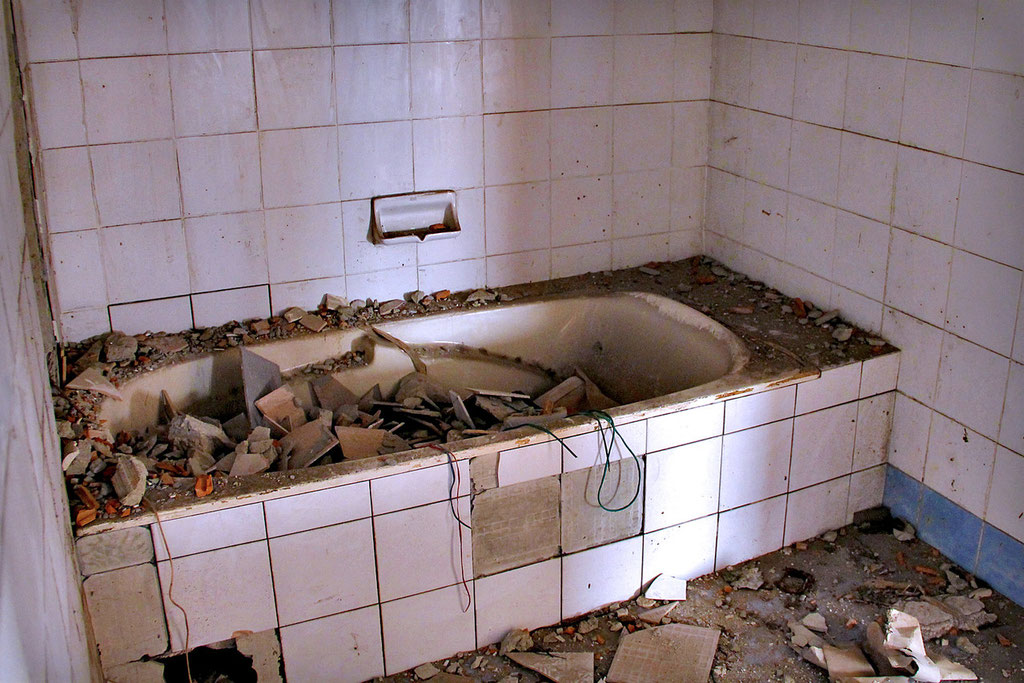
[{"left": 77, "top": 281, "right": 899, "bottom": 680}]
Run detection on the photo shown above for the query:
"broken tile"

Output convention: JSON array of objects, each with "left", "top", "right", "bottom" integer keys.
[
  {"left": 639, "top": 601, "right": 679, "bottom": 624},
  {"left": 508, "top": 652, "right": 595, "bottom": 683},
  {"left": 823, "top": 644, "right": 875, "bottom": 679},
  {"left": 230, "top": 451, "right": 271, "bottom": 477},
  {"left": 255, "top": 385, "right": 308, "bottom": 435},
  {"left": 645, "top": 574, "right": 687, "bottom": 601},
  {"left": 241, "top": 346, "right": 283, "bottom": 430},
  {"left": 281, "top": 420, "right": 337, "bottom": 469},
  {"left": 66, "top": 366, "right": 123, "bottom": 400},
  {"left": 283, "top": 306, "right": 305, "bottom": 322},
  {"left": 112, "top": 456, "right": 148, "bottom": 507},
  {"left": 607, "top": 623, "right": 720, "bottom": 683},
  {"left": 145, "top": 334, "right": 188, "bottom": 354},
  {"left": 335, "top": 426, "right": 388, "bottom": 460},
  {"left": 801, "top": 611, "right": 828, "bottom": 633},
  {"left": 235, "top": 629, "right": 283, "bottom": 683},
  {"left": 168, "top": 414, "right": 234, "bottom": 457},
  {"left": 312, "top": 373, "right": 359, "bottom": 411},
  {"left": 103, "top": 331, "right": 138, "bottom": 363},
  {"left": 298, "top": 313, "right": 327, "bottom": 332},
  {"left": 536, "top": 376, "right": 586, "bottom": 412}
]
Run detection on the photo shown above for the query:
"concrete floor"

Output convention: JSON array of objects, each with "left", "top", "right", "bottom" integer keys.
[{"left": 381, "top": 510, "right": 1024, "bottom": 683}]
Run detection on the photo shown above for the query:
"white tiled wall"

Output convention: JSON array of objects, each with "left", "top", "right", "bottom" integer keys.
[
  {"left": 705, "top": 0, "right": 1024, "bottom": 548},
  {"left": 15, "top": 0, "right": 713, "bottom": 341}
]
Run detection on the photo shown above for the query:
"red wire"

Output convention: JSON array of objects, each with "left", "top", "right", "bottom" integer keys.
[{"left": 429, "top": 444, "right": 472, "bottom": 612}]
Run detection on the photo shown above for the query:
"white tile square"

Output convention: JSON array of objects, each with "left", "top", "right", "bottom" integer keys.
[
  {"left": 484, "top": 182, "right": 550, "bottom": 254},
  {"left": 779, "top": 262, "right": 832, "bottom": 309},
  {"left": 338, "top": 121, "right": 414, "bottom": 201},
  {"left": 861, "top": 353, "right": 900, "bottom": 398},
  {"left": 411, "top": 41, "right": 482, "bottom": 118},
  {"left": 153, "top": 504, "right": 265, "bottom": 561},
  {"left": 888, "top": 393, "right": 931, "bottom": 480},
  {"left": 720, "top": 419, "right": 792, "bottom": 509},
  {"left": 935, "top": 333, "right": 1011, "bottom": 441},
  {"left": 831, "top": 287, "right": 884, "bottom": 333},
  {"left": 832, "top": 210, "right": 888, "bottom": 301},
  {"left": 261, "top": 127, "right": 341, "bottom": 207},
  {"left": 265, "top": 204, "right": 345, "bottom": 284},
  {"left": 76, "top": 0, "right": 166, "bottom": 58},
  {"left": 551, "top": 177, "right": 612, "bottom": 247},
  {"left": 612, "top": 234, "right": 669, "bottom": 269},
  {"left": 346, "top": 266, "right": 419, "bottom": 301},
  {"left": 18, "top": 0, "right": 78, "bottom": 62},
  {"left": 270, "top": 519, "right": 378, "bottom": 625},
  {"left": 673, "top": 101, "right": 709, "bottom": 171},
  {"left": 167, "top": 0, "right": 252, "bottom": 52},
  {"left": 745, "top": 112, "right": 791, "bottom": 189},
  {"left": 251, "top": 0, "right": 331, "bottom": 48},
  {"left": 341, "top": 198, "right": 416, "bottom": 275},
  {"left": 893, "top": 145, "right": 961, "bottom": 244},
  {"left": 497, "top": 441, "right": 561, "bottom": 487},
  {"left": 1000, "top": 362, "right": 1024, "bottom": 451},
  {"left": 178, "top": 134, "right": 262, "bottom": 216},
  {"left": 793, "top": 46, "right": 847, "bottom": 128},
  {"left": 411, "top": 0, "right": 481, "bottom": 41},
  {"left": 483, "top": 38, "right": 550, "bottom": 112},
  {"left": 965, "top": 71, "right": 1024, "bottom": 176},
  {"left": 280, "top": 606, "right": 383, "bottom": 683},
  {"left": 785, "top": 196, "right": 835, "bottom": 280},
  {"left": 854, "top": 392, "right": 895, "bottom": 471},
  {"left": 784, "top": 476, "right": 850, "bottom": 545},
  {"left": 191, "top": 286, "right": 271, "bottom": 327},
  {"left": 987, "top": 447, "right": 1024, "bottom": 541},
  {"left": 714, "top": 0, "right": 754, "bottom": 34},
  {"left": 900, "top": 61, "right": 971, "bottom": 158},
  {"left": 551, "top": 37, "right": 613, "bottom": 109},
  {"left": 561, "top": 420, "right": 646, "bottom": 473},
  {"left": 945, "top": 250, "right": 1022, "bottom": 355},
  {"left": 552, "top": 243, "right": 613, "bottom": 278},
  {"left": 375, "top": 498, "right": 473, "bottom": 602},
  {"left": 613, "top": 104, "right": 673, "bottom": 173},
  {"left": 881, "top": 308, "right": 943, "bottom": 404},
  {"left": 169, "top": 52, "right": 256, "bottom": 136},
  {"left": 976, "top": 0, "right": 1024, "bottom": 74},
  {"left": 849, "top": 0, "right": 909, "bottom": 56},
  {"left": 486, "top": 250, "right": 550, "bottom": 287},
  {"left": 752, "top": 0, "right": 799, "bottom": 41},
  {"left": 381, "top": 583, "right": 476, "bottom": 675},
  {"left": 158, "top": 542, "right": 278, "bottom": 650},
  {"left": 884, "top": 229, "right": 952, "bottom": 328},
  {"left": 418, "top": 259, "right": 487, "bottom": 293},
  {"left": 837, "top": 133, "right": 896, "bottom": 224},
  {"left": 716, "top": 495, "right": 786, "bottom": 568},
  {"left": 100, "top": 221, "right": 190, "bottom": 304},
  {"left": 1013, "top": 296, "right": 1024, "bottom": 365},
  {"left": 674, "top": 34, "right": 712, "bottom": 101},
  {"left": 49, "top": 231, "right": 107, "bottom": 311},
  {"left": 371, "top": 459, "right": 471, "bottom": 515},
  {"left": 255, "top": 48, "right": 335, "bottom": 129},
  {"left": 334, "top": 44, "right": 409, "bottom": 125},
  {"left": 645, "top": 437, "right": 721, "bottom": 532},
  {"left": 642, "top": 515, "right": 717, "bottom": 585},
  {"left": 91, "top": 141, "right": 181, "bottom": 227},
  {"left": 796, "top": 363, "right": 861, "bottom": 414},
  {"left": 613, "top": 34, "right": 676, "bottom": 104},
  {"left": 484, "top": 112, "right": 549, "bottom": 186},
  {"left": 418, "top": 189, "right": 485, "bottom": 265},
  {"left": 27, "top": 61, "right": 86, "bottom": 148},
  {"left": 562, "top": 536, "right": 641, "bottom": 618},
  {"left": 708, "top": 103, "right": 748, "bottom": 176},
  {"left": 482, "top": 0, "right": 550, "bottom": 37},
  {"left": 647, "top": 402, "right": 723, "bottom": 453},
  {"left": 725, "top": 386, "right": 796, "bottom": 433},
  {"left": 265, "top": 482, "right": 371, "bottom": 537},
  {"left": 60, "top": 308, "right": 112, "bottom": 342},
  {"left": 710, "top": 35, "right": 750, "bottom": 108},
  {"left": 552, "top": 0, "right": 613, "bottom": 35},
  {"left": 615, "top": 0, "right": 678, "bottom": 33},
  {"left": 551, "top": 107, "right": 612, "bottom": 179},
  {"left": 742, "top": 182, "right": 787, "bottom": 260},
  {"left": 270, "top": 277, "right": 347, "bottom": 314},
  {"left": 908, "top": 0, "right": 977, "bottom": 67},
  {"left": 413, "top": 116, "right": 483, "bottom": 191},
  {"left": 791, "top": 403, "right": 857, "bottom": 490},
  {"left": 81, "top": 57, "right": 173, "bottom": 145},
  {"left": 848, "top": 465, "right": 886, "bottom": 520},
  {"left": 749, "top": 40, "right": 796, "bottom": 118},
  {"left": 797, "top": 0, "right": 851, "bottom": 48},
  {"left": 671, "top": 170, "right": 705, "bottom": 234},
  {"left": 705, "top": 169, "right": 744, "bottom": 239},
  {"left": 612, "top": 169, "right": 671, "bottom": 239},
  {"left": 110, "top": 296, "right": 192, "bottom": 335},
  {"left": 475, "top": 559, "right": 560, "bottom": 647},
  {"left": 924, "top": 413, "right": 996, "bottom": 518},
  {"left": 843, "top": 52, "right": 904, "bottom": 141},
  {"left": 41, "top": 148, "right": 98, "bottom": 233},
  {"left": 333, "top": 0, "right": 409, "bottom": 44},
  {"left": 955, "top": 163, "right": 1024, "bottom": 270}
]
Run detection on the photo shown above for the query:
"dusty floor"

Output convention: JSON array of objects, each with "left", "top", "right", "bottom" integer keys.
[{"left": 374, "top": 511, "right": 1023, "bottom": 683}]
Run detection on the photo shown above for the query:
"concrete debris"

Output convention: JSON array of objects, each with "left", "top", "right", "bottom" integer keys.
[
  {"left": 229, "top": 451, "right": 271, "bottom": 476},
  {"left": 635, "top": 596, "right": 656, "bottom": 609},
  {"left": 896, "top": 601, "right": 956, "bottom": 641},
  {"left": 298, "top": 313, "right": 327, "bottom": 332},
  {"left": 607, "top": 623, "right": 720, "bottom": 683},
  {"left": 66, "top": 366, "right": 123, "bottom": 400},
  {"left": 407, "top": 290, "right": 426, "bottom": 304},
  {"left": 415, "top": 662, "right": 441, "bottom": 679},
  {"left": 822, "top": 530, "right": 839, "bottom": 543},
  {"left": 112, "top": 456, "right": 147, "bottom": 506},
  {"left": 578, "top": 616, "right": 600, "bottom": 634},
  {"left": 466, "top": 289, "right": 497, "bottom": 303},
  {"left": 223, "top": 413, "right": 251, "bottom": 442},
  {"left": 508, "top": 652, "right": 594, "bottom": 683},
  {"left": 884, "top": 608, "right": 943, "bottom": 682},
  {"left": 823, "top": 643, "right": 875, "bottom": 679},
  {"left": 168, "top": 414, "right": 234, "bottom": 458},
  {"left": 833, "top": 326, "right": 853, "bottom": 342},
  {"left": 499, "top": 628, "right": 534, "bottom": 656},
  {"left": 380, "top": 299, "right": 406, "bottom": 315},
  {"left": 645, "top": 574, "right": 687, "bottom": 601},
  {"left": 957, "top": 636, "right": 979, "bottom": 655},
  {"left": 255, "top": 385, "right": 308, "bottom": 435},
  {"left": 235, "top": 630, "right": 283, "bottom": 683},
  {"left": 283, "top": 306, "right": 305, "bottom": 323},
  {"left": 778, "top": 567, "right": 814, "bottom": 594},
  {"left": 893, "top": 523, "right": 916, "bottom": 542},
  {"left": 63, "top": 439, "right": 93, "bottom": 476},
  {"left": 639, "top": 266, "right": 661, "bottom": 276},
  {"left": 732, "top": 564, "right": 764, "bottom": 590},
  {"left": 802, "top": 645, "right": 827, "bottom": 669},
  {"left": 103, "top": 332, "right": 138, "bottom": 363},
  {"left": 638, "top": 601, "right": 679, "bottom": 624},
  {"left": 801, "top": 611, "right": 828, "bottom": 633},
  {"left": 322, "top": 293, "right": 347, "bottom": 311},
  {"left": 788, "top": 621, "right": 826, "bottom": 649}
]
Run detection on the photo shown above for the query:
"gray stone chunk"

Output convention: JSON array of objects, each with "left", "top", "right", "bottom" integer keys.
[
  {"left": 76, "top": 527, "right": 154, "bottom": 576},
  {"left": 83, "top": 564, "right": 168, "bottom": 668},
  {"left": 104, "top": 332, "right": 138, "bottom": 363}
]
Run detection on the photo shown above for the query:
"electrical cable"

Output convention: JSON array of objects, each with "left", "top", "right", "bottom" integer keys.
[
  {"left": 428, "top": 444, "right": 472, "bottom": 612},
  {"left": 145, "top": 496, "right": 193, "bottom": 683}
]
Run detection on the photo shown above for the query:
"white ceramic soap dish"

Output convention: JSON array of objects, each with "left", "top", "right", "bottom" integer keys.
[{"left": 370, "top": 190, "right": 461, "bottom": 244}]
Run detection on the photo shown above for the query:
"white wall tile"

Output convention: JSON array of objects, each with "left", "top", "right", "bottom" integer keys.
[
  {"left": 796, "top": 363, "right": 862, "bottom": 414},
  {"left": 551, "top": 0, "right": 613, "bottom": 35},
  {"left": 884, "top": 229, "right": 952, "bottom": 328},
  {"left": 908, "top": 0, "right": 977, "bottom": 67},
  {"left": 642, "top": 515, "right": 717, "bottom": 584},
  {"left": 791, "top": 402, "right": 857, "bottom": 490},
  {"left": 716, "top": 495, "right": 785, "bottom": 568},
  {"left": 265, "top": 203, "right": 345, "bottom": 284},
  {"left": 27, "top": 62, "right": 86, "bottom": 149},
  {"left": 925, "top": 413, "right": 996, "bottom": 518},
  {"left": 551, "top": 177, "right": 612, "bottom": 247},
  {"left": 673, "top": 35, "right": 711, "bottom": 102},
  {"left": 41, "top": 148, "right": 98, "bottom": 233},
  {"left": 955, "top": 163, "right": 1024, "bottom": 270},
  {"left": 91, "top": 141, "right": 181, "bottom": 227},
  {"left": 900, "top": 61, "right": 971, "bottom": 158},
  {"left": 81, "top": 57, "right": 173, "bottom": 145},
  {"left": 153, "top": 504, "right": 265, "bottom": 561},
  {"left": 561, "top": 536, "right": 641, "bottom": 618},
  {"left": 346, "top": 265, "right": 419, "bottom": 300},
  {"left": 831, "top": 286, "right": 884, "bottom": 333},
  {"left": 497, "top": 441, "right": 560, "bottom": 487},
  {"left": 749, "top": 40, "right": 796, "bottom": 118},
  {"left": 784, "top": 476, "right": 850, "bottom": 544},
  {"left": 752, "top": 0, "right": 798, "bottom": 40},
  {"left": 49, "top": 231, "right": 107, "bottom": 311},
  {"left": 975, "top": 0, "right": 1024, "bottom": 75},
  {"left": 785, "top": 196, "right": 835, "bottom": 281},
  {"left": 725, "top": 385, "right": 796, "bottom": 433},
  {"left": 270, "top": 519, "right": 378, "bottom": 625},
  {"left": 484, "top": 182, "right": 551, "bottom": 254},
  {"left": 419, "top": 258, "right": 487, "bottom": 292},
  {"left": 745, "top": 112, "right": 790, "bottom": 189},
  {"left": 705, "top": 169, "right": 744, "bottom": 238},
  {"left": 261, "top": 126, "right": 342, "bottom": 207},
  {"left": 612, "top": 233, "right": 670, "bottom": 269},
  {"left": 380, "top": 583, "right": 476, "bottom": 676},
  {"left": 945, "top": 250, "right": 1022, "bottom": 355},
  {"left": 185, "top": 212, "right": 268, "bottom": 293},
  {"left": 333, "top": 0, "right": 409, "bottom": 44},
  {"left": 167, "top": 0, "right": 252, "bottom": 52},
  {"left": 418, "top": 189, "right": 486, "bottom": 265},
  {"left": 178, "top": 134, "right": 262, "bottom": 216},
  {"left": 191, "top": 285, "right": 271, "bottom": 326},
  {"left": 797, "top": 0, "right": 852, "bottom": 49},
  {"left": 100, "top": 221, "right": 190, "bottom": 304},
  {"left": 888, "top": 393, "right": 931, "bottom": 479},
  {"left": 987, "top": 447, "right": 1024, "bottom": 541},
  {"left": 848, "top": 465, "right": 886, "bottom": 521},
  {"left": 843, "top": 53, "right": 905, "bottom": 141},
  {"left": 714, "top": 0, "right": 753, "bottom": 34},
  {"left": 475, "top": 559, "right": 560, "bottom": 647},
  {"left": 675, "top": 0, "right": 714, "bottom": 32},
  {"left": 671, "top": 169, "right": 705, "bottom": 234},
  {"left": 793, "top": 46, "right": 847, "bottom": 128},
  {"left": 831, "top": 211, "right": 889, "bottom": 301},
  {"left": 255, "top": 48, "right": 335, "bottom": 129},
  {"left": 251, "top": 0, "right": 331, "bottom": 49},
  {"left": 741, "top": 182, "right": 786, "bottom": 259},
  {"left": 550, "top": 107, "right": 612, "bottom": 179},
  {"left": 551, "top": 242, "right": 613, "bottom": 278},
  {"left": 837, "top": 133, "right": 896, "bottom": 224},
  {"left": 270, "top": 277, "right": 347, "bottom": 313},
  {"left": 411, "top": 0, "right": 481, "bottom": 41},
  {"left": 371, "top": 459, "right": 471, "bottom": 515},
  {"left": 550, "top": 37, "right": 613, "bottom": 109},
  {"left": 482, "top": 0, "right": 550, "bottom": 37},
  {"left": 561, "top": 420, "right": 646, "bottom": 473},
  {"left": 374, "top": 497, "right": 473, "bottom": 601},
  {"left": 613, "top": 104, "right": 673, "bottom": 173},
  {"left": 280, "top": 606, "right": 383, "bottom": 683},
  {"left": 965, "top": 71, "right": 1024, "bottom": 175},
  {"left": 614, "top": 0, "right": 677, "bottom": 33},
  {"left": 18, "top": 0, "right": 78, "bottom": 62},
  {"left": 411, "top": 41, "right": 483, "bottom": 118},
  {"left": 709, "top": 103, "right": 749, "bottom": 176},
  {"left": 77, "top": 0, "right": 166, "bottom": 59},
  {"left": 483, "top": 39, "right": 550, "bottom": 112},
  {"left": 265, "top": 482, "right": 370, "bottom": 537},
  {"left": 342, "top": 199, "right": 416, "bottom": 274},
  {"left": 647, "top": 402, "right": 723, "bottom": 452},
  {"left": 483, "top": 112, "right": 550, "bottom": 186},
  {"left": 849, "top": 0, "right": 909, "bottom": 56},
  {"left": 335, "top": 44, "right": 410, "bottom": 125},
  {"left": 1000, "top": 361, "right": 1024, "bottom": 451},
  {"left": 881, "top": 307, "right": 944, "bottom": 404},
  {"left": 612, "top": 169, "right": 671, "bottom": 239},
  {"left": 169, "top": 52, "right": 256, "bottom": 137},
  {"left": 860, "top": 353, "right": 900, "bottom": 397},
  {"left": 413, "top": 116, "right": 483, "bottom": 191},
  {"left": 157, "top": 542, "right": 277, "bottom": 650},
  {"left": 893, "top": 146, "right": 961, "bottom": 244},
  {"left": 109, "top": 296, "right": 192, "bottom": 335},
  {"left": 60, "top": 309, "right": 112, "bottom": 341},
  {"left": 673, "top": 102, "right": 709, "bottom": 170},
  {"left": 614, "top": 35, "right": 676, "bottom": 104},
  {"left": 854, "top": 392, "right": 895, "bottom": 470},
  {"left": 935, "top": 333, "right": 1010, "bottom": 441},
  {"left": 711, "top": 35, "right": 750, "bottom": 108},
  {"left": 645, "top": 437, "right": 721, "bottom": 532},
  {"left": 720, "top": 419, "right": 792, "bottom": 509}
]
